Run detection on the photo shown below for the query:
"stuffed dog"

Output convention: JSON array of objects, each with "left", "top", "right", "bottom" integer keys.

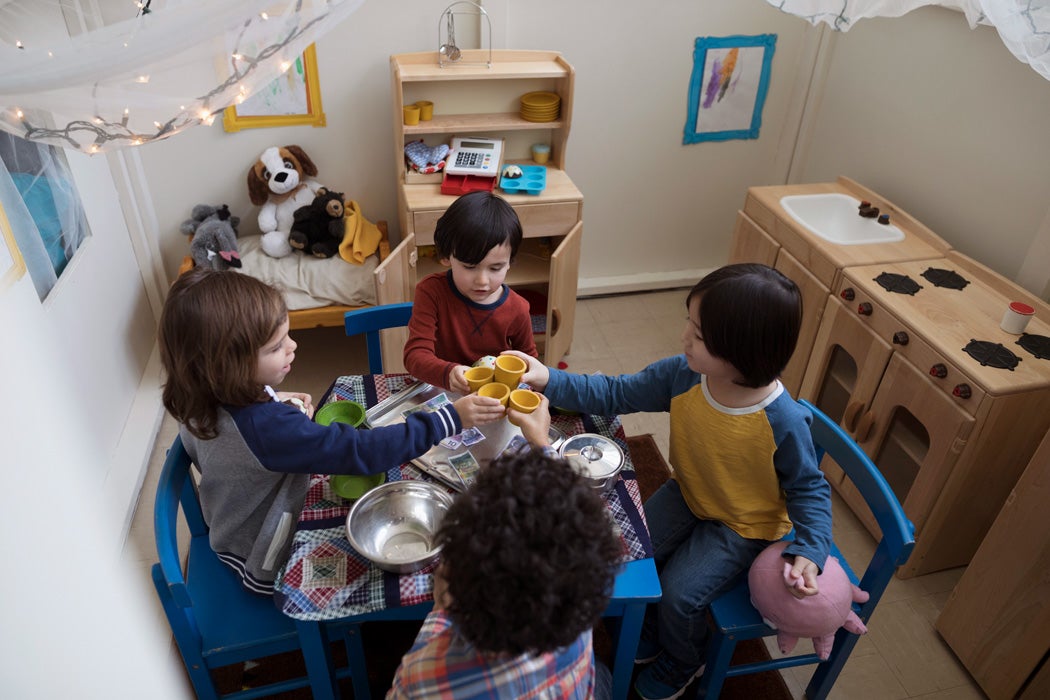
[{"left": 246, "top": 145, "right": 322, "bottom": 258}]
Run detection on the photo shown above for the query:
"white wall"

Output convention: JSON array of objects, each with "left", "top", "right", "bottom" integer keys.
[
  {"left": 794, "top": 6, "right": 1050, "bottom": 294},
  {"left": 0, "top": 149, "right": 176, "bottom": 694}
]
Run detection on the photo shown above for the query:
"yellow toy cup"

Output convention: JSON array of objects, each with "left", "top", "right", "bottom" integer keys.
[
  {"left": 403, "top": 104, "right": 421, "bottom": 125},
  {"left": 465, "top": 366, "right": 494, "bottom": 392},
  {"left": 415, "top": 100, "right": 434, "bottom": 120},
  {"left": 507, "top": 389, "right": 541, "bottom": 425},
  {"left": 478, "top": 382, "right": 510, "bottom": 407},
  {"left": 494, "top": 354, "right": 527, "bottom": 389},
  {"left": 509, "top": 389, "right": 541, "bottom": 414}
]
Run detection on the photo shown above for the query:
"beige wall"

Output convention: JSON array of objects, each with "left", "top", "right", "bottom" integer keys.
[
  {"left": 795, "top": 6, "right": 1050, "bottom": 294},
  {"left": 138, "top": 3, "right": 1049, "bottom": 298},
  {"left": 138, "top": 0, "right": 814, "bottom": 294}
]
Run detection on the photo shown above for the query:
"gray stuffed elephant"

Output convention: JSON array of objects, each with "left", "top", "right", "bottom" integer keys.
[{"left": 180, "top": 204, "right": 241, "bottom": 270}]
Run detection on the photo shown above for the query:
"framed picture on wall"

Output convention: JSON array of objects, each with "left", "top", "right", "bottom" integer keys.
[
  {"left": 223, "top": 44, "right": 326, "bottom": 132},
  {"left": 0, "top": 201, "right": 26, "bottom": 293},
  {"left": 683, "top": 34, "right": 776, "bottom": 144}
]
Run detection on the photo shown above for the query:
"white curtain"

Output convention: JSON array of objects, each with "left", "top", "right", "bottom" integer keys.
[
  {"left": 766, "top": 1, "right": 1050, "bottom": 81},
  {"left": 0, "top": 0, "right": 365, "bottom": 153}
]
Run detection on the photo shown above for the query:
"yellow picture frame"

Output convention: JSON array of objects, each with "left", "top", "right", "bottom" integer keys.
[
  {"left": 0, "top": 201, "right": 27, "bottom": 293},
  {"left": 223, "top": 44, "right": 326, "bottom": 132}
]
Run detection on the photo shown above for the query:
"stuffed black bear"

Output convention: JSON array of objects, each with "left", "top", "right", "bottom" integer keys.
[{"left": 289, "top": 186, "right": 346, "bottom": 258}]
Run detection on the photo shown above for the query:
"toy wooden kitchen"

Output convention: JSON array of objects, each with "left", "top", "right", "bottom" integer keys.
[
  {"left": 731, "top": 177, "right": 1050, "bottom": 578},
  {"left": 374, "top": 50, "right": 583, "bottom": 372}
]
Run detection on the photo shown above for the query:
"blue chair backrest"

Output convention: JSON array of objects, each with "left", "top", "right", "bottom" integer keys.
[
  {"left": 153, "top": 435, "right": 205, "bottom": 609},
  {"left": 344, "top": 302, "right": 414, "bottom": 374},
  {"left": 799, "top": 399, "right": 916, "bottom": 610}
]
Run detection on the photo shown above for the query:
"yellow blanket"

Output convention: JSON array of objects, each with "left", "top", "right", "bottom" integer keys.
[{"left": 339, "top": 200, "right": 382, "bottom": 264}]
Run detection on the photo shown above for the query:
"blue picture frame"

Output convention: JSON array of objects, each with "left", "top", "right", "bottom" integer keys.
[{"left": 683, "top": 34, "right": 776, "bottom": 144}]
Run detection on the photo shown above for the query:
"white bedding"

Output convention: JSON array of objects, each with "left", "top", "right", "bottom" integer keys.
[{"left": 237, "top": 234, "right": 379, "bottom": 310}]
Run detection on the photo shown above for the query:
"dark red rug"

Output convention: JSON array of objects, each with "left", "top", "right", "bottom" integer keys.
[{"left": 210, "top": 434, "right": 792, "bottom": 699}]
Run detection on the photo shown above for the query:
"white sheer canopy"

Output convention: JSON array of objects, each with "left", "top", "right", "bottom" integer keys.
[
  {"left": 0, "top": 0, "right": 365, "bottom": 153},
  {"left": 766, "top": 1, "right": 1050, "bottom": 82}
]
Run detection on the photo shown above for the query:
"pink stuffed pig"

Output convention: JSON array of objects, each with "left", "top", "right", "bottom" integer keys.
[{"left": 748, "top": 541, "right": 869, "bottom": 660}]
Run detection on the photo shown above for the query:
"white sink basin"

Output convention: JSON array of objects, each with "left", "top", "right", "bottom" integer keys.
[{"left": 779, "top": 193, "right": 905, "bottom": 246}]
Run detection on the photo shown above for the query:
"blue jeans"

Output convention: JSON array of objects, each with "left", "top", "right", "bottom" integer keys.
[{"left": 643, "top": 479, "right": 772, "bottom": 667}]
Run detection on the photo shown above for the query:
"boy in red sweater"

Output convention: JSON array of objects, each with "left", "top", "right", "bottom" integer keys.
[{"left": 404, "top": 191, "right": 538, "bottom": 392}]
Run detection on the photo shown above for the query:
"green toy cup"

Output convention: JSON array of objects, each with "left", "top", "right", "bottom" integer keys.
[
  {"left": 314, "top": 400, "right": 367, "bottom": 428},
  {"left": 331, "top": 472, "right": 386, "bottom": 500}
]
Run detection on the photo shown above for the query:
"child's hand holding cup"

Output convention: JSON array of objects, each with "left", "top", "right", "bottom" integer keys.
[{"left": 508, "top": 391, "right": 551, "bottom": 446}]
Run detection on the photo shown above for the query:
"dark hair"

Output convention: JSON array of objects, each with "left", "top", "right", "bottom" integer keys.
[
  {"left": 433, "top": 191, "right": 523, "bottom": 264},
  {"left": 159, "top": 267, "right": 288, "bottom": 440},
  {"left": 437, "top": 449, "right": 622, "bottom": 655},
  {"left": 685, "top": 263, "right": 802, "bottom": 388}
]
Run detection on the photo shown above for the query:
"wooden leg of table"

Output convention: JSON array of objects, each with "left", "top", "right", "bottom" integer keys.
[
  {"left": 295, "top": 619, "right": 339, "bottom": 700},
  {"left": 344, "top": 623, "right": 372, "bottom": 700}
]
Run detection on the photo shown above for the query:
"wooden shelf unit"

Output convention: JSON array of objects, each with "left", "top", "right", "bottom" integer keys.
[{"left": 380, "top": 50, "right": 584, "bottom": 369}]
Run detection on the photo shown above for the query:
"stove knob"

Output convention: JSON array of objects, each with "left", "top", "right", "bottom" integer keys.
[
  {"left": 857, "top": 302, "right": 873, "bottom": 316},
  {"left": 953, "top": 384, "right": 972, "bottom": 399},
  {"left": 893, "top": 331, "right": 909, "bottom": 346},
  {"left": 929, "top": 363, "right": 948, "bottom": 379},
  {"left": 841, "top": 288, "right": 855, "bottom": 301}
]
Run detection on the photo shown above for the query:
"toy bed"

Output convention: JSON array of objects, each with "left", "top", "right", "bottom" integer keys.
[{"left": 178, "top": 221, "right": 391, "bottom": 330}]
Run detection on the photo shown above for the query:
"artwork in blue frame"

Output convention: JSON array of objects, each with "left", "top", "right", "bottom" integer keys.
[{"left": 683, "top": 34, "right": 776, "bottom": 144}]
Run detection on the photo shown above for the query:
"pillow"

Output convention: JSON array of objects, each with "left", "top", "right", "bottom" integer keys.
[{"left": 237, "top": 234, "right": 378, "bottom": 310}]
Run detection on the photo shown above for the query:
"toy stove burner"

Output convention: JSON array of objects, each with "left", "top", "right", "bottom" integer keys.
[
  {"left": 922, "top": 268, "right": 970, "bottom": 290},
  {"left": 1017, "top": 334, "right": 1050, "bottom": 360},
  {"left": 963, "top": 340, "right": 1021, "bottom": 370},
  {"left": 874, "top": 272, "right": 922, "bottom": 295}
]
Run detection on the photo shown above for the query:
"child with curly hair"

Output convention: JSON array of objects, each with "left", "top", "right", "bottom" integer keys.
[
  {"left": 403, "top": 190, "right": 538, "bottom": 393},
  {"left": 504, "top": 263, "right": 833, "bottom": 700},
  {"left": 388, "top": 397, "right": 621, "bottom": 699},
  {"left": 158, "top": 267, "right": 505, "bottom": 594}
]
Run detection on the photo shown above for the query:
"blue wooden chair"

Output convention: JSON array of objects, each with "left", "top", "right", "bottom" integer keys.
[
  {"left": 151, "top": 435, "right": 348, "bottom": 699},
  {"left": 695, "top": 399, "right": 916, "bottom": 699},
  {"left": 344, "top": 302, "right": 414, "bottom": 374}
]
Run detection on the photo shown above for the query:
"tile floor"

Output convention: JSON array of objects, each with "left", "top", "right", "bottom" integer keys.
[{"left": 123, "top": 289, "right": 986, "bottom": 699}]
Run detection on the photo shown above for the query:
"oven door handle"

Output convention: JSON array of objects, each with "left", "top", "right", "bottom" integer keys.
[
  {"left": 854, "top": 410, "right": 876, "bottom": 443},
  {"left": 843, "top": 400, "right": 865, "bottom": 433}
]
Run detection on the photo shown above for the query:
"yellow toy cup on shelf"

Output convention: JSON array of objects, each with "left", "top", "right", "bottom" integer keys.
[
  {"left": 403, "top": 104, "right": 421, "bottom": 125},
  {"left": 415, "top": 100, "right": 434, "bottom": 120},
  {"left": 493, "top": 354, "right": 527, "bottom": 388},
  {"left": 465, "top": 366, "right": 494, "bottom": 392},
  {"left": 477, "top": 382, "right": 510, "bottom": 407}
]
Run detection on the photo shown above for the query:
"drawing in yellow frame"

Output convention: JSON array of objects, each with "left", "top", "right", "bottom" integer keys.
[
  {"left": 223, "top": 44, "right": 326, "bottom": 132},
  {"left": 0, "top": 201, "right": 27, "bottom": 292}
]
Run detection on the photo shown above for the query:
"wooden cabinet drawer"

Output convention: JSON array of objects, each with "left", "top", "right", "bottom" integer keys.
[{"left": 412, "top": 200, "right": 581, "bottom": 246}]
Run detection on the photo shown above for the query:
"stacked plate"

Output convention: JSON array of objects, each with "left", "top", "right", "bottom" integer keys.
[{"left": 520, "top": 91, "right": 560, "bottom": 123}]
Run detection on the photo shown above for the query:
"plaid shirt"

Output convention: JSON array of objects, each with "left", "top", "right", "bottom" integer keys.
[{"left": 387, "top": 610, "right": 596, "bottom": 699}]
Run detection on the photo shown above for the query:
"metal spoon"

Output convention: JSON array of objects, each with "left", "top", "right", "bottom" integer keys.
[{"left": 446, "top": 12, "right": 461, "bottom": 61}]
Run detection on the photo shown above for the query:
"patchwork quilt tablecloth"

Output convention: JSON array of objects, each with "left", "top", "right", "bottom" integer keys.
[{"left": 275, "top": 373, "right": 654, "bottom": 621}]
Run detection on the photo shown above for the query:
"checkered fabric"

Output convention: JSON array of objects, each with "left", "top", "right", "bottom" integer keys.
[{"left": 275, "top": 374, "right": 653, "bottom": 621}]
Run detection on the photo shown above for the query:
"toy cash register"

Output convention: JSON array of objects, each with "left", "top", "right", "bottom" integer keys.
[
  {"left": 441, "top": 136, "right": 503, "bottom": 195},
  {"left": 445, "top": 136, "right": 502, "bottom": 176}
]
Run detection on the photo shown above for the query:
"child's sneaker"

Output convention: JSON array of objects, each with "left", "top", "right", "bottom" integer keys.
[
  {"left": 633, "top": 634, "right": 661, "bottom": 664},
  {"left": 633, "top": 653, "right": 705, "bottom": 700}
]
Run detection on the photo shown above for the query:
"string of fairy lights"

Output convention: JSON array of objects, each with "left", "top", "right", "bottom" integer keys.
[{"left": 3, "top": 2, "right": 331, "bottom": 153}]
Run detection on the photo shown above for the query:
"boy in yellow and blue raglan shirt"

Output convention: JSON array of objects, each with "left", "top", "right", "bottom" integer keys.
[{"left": 505, "top": 263, "right": 833, "bottom": 700}]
